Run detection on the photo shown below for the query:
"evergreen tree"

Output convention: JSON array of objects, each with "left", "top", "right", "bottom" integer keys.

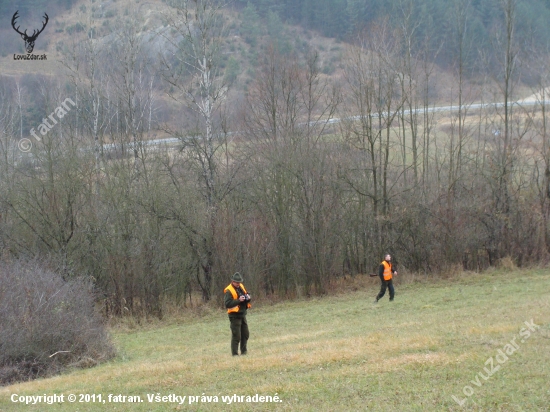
[
  {"left": 301, "top": 0, "right": 317, "bottom": 29},
  {"left": 267, "top": 9, "right": 284, "bottom": 39},
  {"left": 240, "top": 2, "right": 262, "bottom": 46},
  {"left": 347, "top": 0, "right": 368, "bottom": 34},
  {"left": 225, "top": 56, "right": 240, "bottom": 85},
  {"left": 329, "top": 0, "right": 349, "bottom": 38},
  {"left": 282, "top": 0, "right": 303, "bottom": 24}
]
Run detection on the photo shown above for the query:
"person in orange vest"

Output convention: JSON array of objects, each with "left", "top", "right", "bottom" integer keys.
[
  {"left": 224, "top": 272, "right": 251, "bottom": 356},
  {"left": 374, "top": 254, "right": 397, "bottom": 303}
]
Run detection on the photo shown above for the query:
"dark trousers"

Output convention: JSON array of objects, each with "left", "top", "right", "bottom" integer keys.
[
  {"left": 229, "top": 316, "right": 249, "bottom": 355},
  {"left": 377, "top": 278, "right": 394, "bottom": 301}
]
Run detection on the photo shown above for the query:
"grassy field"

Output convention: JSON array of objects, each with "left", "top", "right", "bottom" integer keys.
[{"left": 1, "top": 269, "right": 549, "bottom": 411}]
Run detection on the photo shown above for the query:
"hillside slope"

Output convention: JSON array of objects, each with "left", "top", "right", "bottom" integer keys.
[
  {"left": 1, "top": 269, "right": 549, "bottom": 411},
  {"left": 0, "top": 0, "right": 345, "bottom": 85}
]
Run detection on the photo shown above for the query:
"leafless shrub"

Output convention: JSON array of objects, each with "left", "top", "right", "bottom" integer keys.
[
  {"left": 497, "top": 256, "right": 517, "bottom": 271},
  {"left": 0, "top": 259, "right": 115, "bottom": 385}
]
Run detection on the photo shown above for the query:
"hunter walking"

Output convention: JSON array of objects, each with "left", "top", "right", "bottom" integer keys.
[{"left": 375, "top": 254, "right": 397, "bottom": 303}]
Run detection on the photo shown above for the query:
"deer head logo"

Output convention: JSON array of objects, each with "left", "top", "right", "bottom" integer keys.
[{"left": 11, "top": 11, "right": 49, "bottom": 54}]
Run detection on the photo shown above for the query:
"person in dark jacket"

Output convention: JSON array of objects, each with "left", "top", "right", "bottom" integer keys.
[
  {"left": 224, "top": 272, "right": 251, "bottom": 356},
  {"left": 375, "top": 254, "right": 397, "bottom": 303}
]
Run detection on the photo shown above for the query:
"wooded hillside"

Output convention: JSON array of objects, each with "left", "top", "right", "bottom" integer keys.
[{"left": 1, "top": 0, "right": 550, "bottom": 317}]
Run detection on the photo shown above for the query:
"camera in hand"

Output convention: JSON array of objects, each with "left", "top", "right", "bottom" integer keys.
[{"left": 237, "top": 288, "right": 251, "bottom": 302}]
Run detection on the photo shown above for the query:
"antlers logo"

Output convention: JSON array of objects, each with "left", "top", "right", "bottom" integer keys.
[{"left": 11, "top": 11, "right": 49, "bottom": 54}]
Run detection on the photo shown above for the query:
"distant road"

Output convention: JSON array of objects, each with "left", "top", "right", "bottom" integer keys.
[{"left": 102, "top": 98, "right": 550, "bottom": 152}]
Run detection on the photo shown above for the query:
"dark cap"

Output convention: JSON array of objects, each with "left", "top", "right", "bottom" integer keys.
[{"left": 231, "top": 272, "right": 243, "bottom": 283}]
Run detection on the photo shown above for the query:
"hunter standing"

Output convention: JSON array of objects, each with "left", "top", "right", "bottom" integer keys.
[
  {"left": 224, "top": 272, "right": 251, "bottom": 356},
  {"left": 375, "top": 254, "right": 397, "bottom": 303}
]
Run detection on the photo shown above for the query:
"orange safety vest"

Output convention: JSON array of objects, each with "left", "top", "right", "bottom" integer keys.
[
  {"left": 381, "top": 261, "right": 393, "bottom": 281},
  {"left": 224, "top": 283, "right": 252, "bottom": 314}
]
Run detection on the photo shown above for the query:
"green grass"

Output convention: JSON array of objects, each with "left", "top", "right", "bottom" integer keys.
[{"left": 1, "top": 269, "right": 549, "bottom": 411}]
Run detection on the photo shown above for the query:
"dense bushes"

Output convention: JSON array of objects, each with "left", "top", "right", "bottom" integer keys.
[
  {"left": 0, "top": 260, "right": 115, "bottom": 385},
  {"left": 1, "top": 0, "right": 550, "bottom": 319}
]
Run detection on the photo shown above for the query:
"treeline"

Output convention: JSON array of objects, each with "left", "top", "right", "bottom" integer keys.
[
  {"left": 0, "top": 0, "right": 77, "bottom": 18},
  {"left": 1, "top": 0, "right": 550, "bottom": 318},
  {"left": 233, "top": 0, "right": 550, "bottom": 71}
]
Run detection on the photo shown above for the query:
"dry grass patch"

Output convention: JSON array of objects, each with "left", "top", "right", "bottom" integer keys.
[{"left": 1, "top": 268, "right": 549, "bottom": 411}]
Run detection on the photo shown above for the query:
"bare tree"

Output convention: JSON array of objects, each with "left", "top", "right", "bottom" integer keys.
[
  {"left": 483, "top": 0, "right": 521, "bottom": 258},
  {"left": 240, "top": 45, "right": 340, "bottom": 295},
  {"left": 340, "top": 22, "right": 404, "bottom": 266},
  {"left": 160, "top": 0, "right": 232, "bottom": 301},
  {"left": 395, "top": 0, "right": 421, "bottom": 188},
  {"left": 526, "top": 53, "right": 550, "bottom": 254}
]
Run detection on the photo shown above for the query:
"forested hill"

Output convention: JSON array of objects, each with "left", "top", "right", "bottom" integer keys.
[
  {"left": 233, "top": 0, "right": 550, "bottom": 69},
  {"left": 3, "top": 0, "right": 550, "bottom": 69},
  {"left": 0, "top": 0, "right": 76, "bottom": 18},
  {"left": 232, "top": 0, "right": 550, "bottom": 41}
]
